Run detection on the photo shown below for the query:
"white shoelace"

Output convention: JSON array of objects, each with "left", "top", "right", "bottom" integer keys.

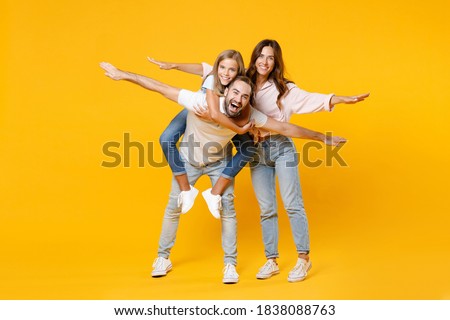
[
  {"left": 153, "top": 257, "right": 164, "bottom": 269},
  {"left": 259, "top": 260, "right": 276, "bottom": 273},
  {"left": 223, "top": 264, "right": 238, "bottom": 277},
  {"left": 291, "top": 261, "right": 307, "bottom": 274}
]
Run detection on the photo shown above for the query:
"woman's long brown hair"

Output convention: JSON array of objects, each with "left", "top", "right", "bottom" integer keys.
[{"left": 246, "top": 39, "right": 291, "bottom": 108}]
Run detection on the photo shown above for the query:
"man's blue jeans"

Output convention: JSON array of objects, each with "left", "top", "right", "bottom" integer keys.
[{"left": 157, "top": 158, "right": 238, "bottom": 265}]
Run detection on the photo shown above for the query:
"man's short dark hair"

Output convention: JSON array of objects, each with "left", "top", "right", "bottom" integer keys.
[{"left": 228, "top": 76, "right": 255, "bottom": 107}]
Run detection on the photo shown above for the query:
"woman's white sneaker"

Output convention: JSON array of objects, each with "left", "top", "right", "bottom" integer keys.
[
  {"left": 151, "top": 257, "right": 172, "bottom": 277},
  {"left": 256, "top": 259, "right": 280, "bottom": 279},
  {"left": 287, "top": 258, "right": 312, "bottom": 282}
]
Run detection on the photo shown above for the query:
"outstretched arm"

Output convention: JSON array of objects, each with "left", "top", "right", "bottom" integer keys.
[
  {"left": 330, "top": 93, "right": 370, "bottom": 109},
  {"left": 147, "top": 57, "right": 203, "bottom": 76},
  {"left": 262, "top": 117, "right": 346, "bottom": 146},
  {"left": 100, "top": 62, "right": 180, "bottom": 103}
]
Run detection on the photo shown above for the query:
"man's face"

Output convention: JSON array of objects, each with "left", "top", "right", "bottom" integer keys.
[{"left": 223, "top": 80, "right": 251, "bottom": 118}]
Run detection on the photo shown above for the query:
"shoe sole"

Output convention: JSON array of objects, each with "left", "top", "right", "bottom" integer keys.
[
  {"left": 287, "top": 262, "right": 312, "bottom": 282},
  {"left": 256, "top": 270, "right": 280, "bottom": 280},
  {"left": 151, "top": 265, "right": 173, "bottom": 277},
  {"left": 223, "top": 278, "right": 239, "bottom": 284}
]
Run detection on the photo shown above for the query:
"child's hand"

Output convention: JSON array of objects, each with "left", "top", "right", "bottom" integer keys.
[
  {"left": 238, "top": 120, "right": 255, "bottom": 134},
  {"left": 193, "top": 103, "right": 212, "bottom": 121},
  {"left": 147, "top": 57, "right": 176, "bottom": 70}
]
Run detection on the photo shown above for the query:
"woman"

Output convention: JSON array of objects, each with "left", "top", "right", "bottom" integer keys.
[{"left": 246, "top": 39, "right": 369, "bottom": 282}]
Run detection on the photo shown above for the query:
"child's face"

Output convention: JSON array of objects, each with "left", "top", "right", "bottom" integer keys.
[{"left": 217, "top": 58, "right": 239, "bottom": 86}]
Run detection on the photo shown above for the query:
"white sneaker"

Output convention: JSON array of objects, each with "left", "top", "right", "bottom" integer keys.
[
  {"left": 177, "top": 185, "right": 199, "bottom": 214},
  {"left": 287, "top": 258, "right": 312, "bottom": 282},
  {"left": 151, "top": 257, "right": 172, "bottom": 277},
  {"left": 256, "top": 259, "right": 280, "bottom": 279},
  {"left": 223, "top": 263, "right": 239, "bottom": 284},
  {"left": 202, "top": 188, "right": 222, "bottom": 219}
]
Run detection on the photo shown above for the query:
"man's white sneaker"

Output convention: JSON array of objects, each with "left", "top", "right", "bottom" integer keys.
[
  {"left": 202, "top": 188, "right": 222, "bottom": 219},
  {"left": 177, "top": 185, "right": 199, "bottom": 214},
  {"left": 223, "top": 263, "right": 239, "bottom": 284},
  {"left": 151, "top": 257, "right": 172, "bottom": 277},
  {"left": 287, "top": 258, "right": 312, "bottom": 282},
  {"left": 256, "top": 259, "right": 280, "bottom": 279}
]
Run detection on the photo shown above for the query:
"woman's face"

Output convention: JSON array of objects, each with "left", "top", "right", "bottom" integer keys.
[
  {"left": 217, "top": 58, "right": 239, "bottom": 86},
  {"left": 255, "top": 46, "right": 275, "bottom": 78}
]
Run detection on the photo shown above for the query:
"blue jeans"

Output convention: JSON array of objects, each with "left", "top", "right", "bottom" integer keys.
[
  {"left": 157, "top": 158, "right": 237, "bottom": 265},
  {"left": 159, "top": 110, "right": 256, "bottom": 179},
  {"left": 250, "top": 134, "right": 310, "bottom": 258}
]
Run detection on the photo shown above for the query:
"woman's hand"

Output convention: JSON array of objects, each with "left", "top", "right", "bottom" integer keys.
[
  {"left": 147, "top": 57, "right": 176, "bottom": 70},
  {"left": 330, "top": 93, "right": 370, "bottom": 106}
]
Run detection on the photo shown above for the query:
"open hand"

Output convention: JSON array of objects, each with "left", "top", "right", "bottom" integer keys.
[
  {"left": 331, "top": 93, "right": 370, "bottom": 106},
  {"left": 147, "top": 57, "right": 175, "bottom": 70},
  {"left": 100, "top": 62, "right": 122, "bottom": 80},
  {"left": 325, "top": 135, "right": 347, "bottom": 146}
]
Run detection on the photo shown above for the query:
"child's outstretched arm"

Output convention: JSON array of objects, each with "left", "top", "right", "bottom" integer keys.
[{"left": 147, "top": 57, "right": 203, "bottom": 76}]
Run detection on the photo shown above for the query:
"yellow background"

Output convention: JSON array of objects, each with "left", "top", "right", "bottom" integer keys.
[{"left": 1, "top": 0, "right": 449, "bottom": 299}]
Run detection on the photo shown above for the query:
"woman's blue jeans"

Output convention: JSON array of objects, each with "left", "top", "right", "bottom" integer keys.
[{"left": 250, "top": 134, "right": 310, "bottom": 258}]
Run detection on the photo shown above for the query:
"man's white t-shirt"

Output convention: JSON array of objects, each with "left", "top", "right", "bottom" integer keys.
[{"left": 179, "top": 96, "right": 268, "bottom": 167}]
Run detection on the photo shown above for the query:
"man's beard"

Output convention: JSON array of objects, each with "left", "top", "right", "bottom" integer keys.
[{"left": 224, "top": 99, "right": 242, "bottom": 118}]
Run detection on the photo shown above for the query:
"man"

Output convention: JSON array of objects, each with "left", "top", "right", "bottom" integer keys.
[{"left": 101, "top": 64, "right": 345, "bottom": 283}]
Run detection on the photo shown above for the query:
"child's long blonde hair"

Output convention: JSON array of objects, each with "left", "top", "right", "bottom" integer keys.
[{"left": 209, "top": 50, "right": 246, "bottom": 96}]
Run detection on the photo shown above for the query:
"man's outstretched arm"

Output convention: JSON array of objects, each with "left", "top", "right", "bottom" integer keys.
[
  {"left": 100, "top": 62, "right": 180, "bottom": 103},
  {"left": 261, "top": 117, "right": 346, "bottom": 146}
]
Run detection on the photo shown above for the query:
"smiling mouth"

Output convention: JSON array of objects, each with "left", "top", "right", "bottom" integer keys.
[
  {"left": 220, "top": 75, "right": 231, "bottom": 82},
  {"left": 229, "top": 102, "right": 240, "bottom": 112}
]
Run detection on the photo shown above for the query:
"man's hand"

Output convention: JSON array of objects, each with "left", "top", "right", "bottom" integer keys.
[
  {"left": 147, "top": 57, "right": 176, "bottom": 70},
  {"left": 331, "top": 93, "right": 370, "bottom": 106},
  {"left": 325, "top": 135, "right": 347, "bottom": 146},
  {"left": 100, "top": 62, "right": 123, "bottom": 80}
]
